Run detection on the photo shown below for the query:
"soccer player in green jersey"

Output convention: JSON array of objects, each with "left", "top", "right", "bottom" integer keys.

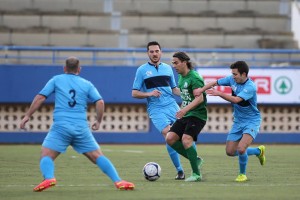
[{"left": 166, "top": 52, "right": 208, "bottom": 182}]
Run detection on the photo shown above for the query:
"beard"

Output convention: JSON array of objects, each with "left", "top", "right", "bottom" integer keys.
[{"left": 150, "top": 56, "right": 160, "bottom": 64}]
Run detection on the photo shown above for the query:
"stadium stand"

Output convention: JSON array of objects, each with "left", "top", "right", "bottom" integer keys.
[{"left": 0, "top": 0, "right": 297, "bottom": 49}]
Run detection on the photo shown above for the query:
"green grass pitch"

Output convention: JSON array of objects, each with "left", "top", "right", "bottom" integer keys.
[{"left": 0, "top": 144, "right": 299, "bottom": 200}]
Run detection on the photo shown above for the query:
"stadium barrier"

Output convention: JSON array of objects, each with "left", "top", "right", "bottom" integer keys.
[
  {"left": 0, "top": 64, "right": 299, "bottom": 144},
  {"left": 1, "top": 46, "right": 300, "bottom": 67}
]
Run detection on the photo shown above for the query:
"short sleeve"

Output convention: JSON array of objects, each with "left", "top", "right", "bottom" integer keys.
[
  {"left": 132, "top": 67, "right": 143, "bottom": 90},
  {"left": 39, "top": 77, "right": 56, "bottom": 98},
  {"left": 217, "top": 75, "right": 231, "bottom": 86},
  {"left": 88, "top": 82, "right": 102, "bottom": 103},
  {"left": 192, "top": 72, "right": 205, "bottom": 90},
  {"left": 169, "top": 67, "right": 177, "bottom": 89}
]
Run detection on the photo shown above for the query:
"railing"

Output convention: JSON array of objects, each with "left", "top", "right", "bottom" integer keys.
[{"left": 0, "top": 46, "right": 300, "bottom": 67}]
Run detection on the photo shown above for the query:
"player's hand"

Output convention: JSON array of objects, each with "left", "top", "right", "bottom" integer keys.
[
  {"left": 150, "top": 89, "right": 162, "bottom": 97},
  {"left": 176, "top": 109, "right": 186, "bottom": 119},
  {"left": 91, "top": 121, "right": 100, "bottom": 131},
  {"left": 20, "top": 116, "right": 29, "bottom": 130},
  {"left": 206, "top": 88, "right": 220, "bottom": 96}
]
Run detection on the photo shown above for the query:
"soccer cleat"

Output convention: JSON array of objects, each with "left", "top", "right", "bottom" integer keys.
[
  {"left": 175, "top": 171, "right": 185, "bottom": 180},
  {"left": 33, "top": 178, "right": 56, "bottom": 192},
  {"left": 185, "top": 173, "right": 202, "bottom": 182},
  {"left": 114, "top": 180, "right": 135, "bottom": 190},
  {"left": 257, "top": 145, "right": 266, "bottom": 166},
  {"left": 235, "top": 174, "right": 248, "bottom": 182}
]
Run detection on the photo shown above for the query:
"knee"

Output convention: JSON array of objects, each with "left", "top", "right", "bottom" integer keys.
[
  {"left": 165, "top": 136, "right": 171, "bottom": 145},
  {"left": 225, "top": 146, "right": 236, "bottom": 156},
  {"left": 226, "top": 151, "right": 236, "bottom": 157},
  {"left": 162, "top": 126, "right": 171, "bottom": 138},
  {"left": 166, "top": 132, "right": 179, "bottom": 145},
  {"left": 237, "top": 146, "right": 246, "bottom": 155},
  {"left": 85, "top": 150, "right": 103, "bottom": 164},
  {"left": 181, "top": 135, "right": 193, "bottom": 148},
  {"left": 165, "top": 133, "right": 173, "bottom": 145}
]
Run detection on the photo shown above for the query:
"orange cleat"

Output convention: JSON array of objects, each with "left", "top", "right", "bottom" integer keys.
[
  {"left": 114, "top": 180, "right": 135, "bottom": 190},
  {"left": 33, "top": 178, "right": 56, "bottom": 192}
]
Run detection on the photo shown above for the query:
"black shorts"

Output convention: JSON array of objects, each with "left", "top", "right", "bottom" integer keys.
[{"left": 170, "top": 116, "right": 206, "bottom": 141}]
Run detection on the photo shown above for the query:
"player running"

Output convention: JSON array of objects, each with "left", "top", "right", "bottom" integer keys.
[{"left": 20, "top": 56, "right": 134, "bottom": 191}]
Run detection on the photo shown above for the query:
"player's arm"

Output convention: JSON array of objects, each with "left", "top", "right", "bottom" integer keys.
[
  {"left": 20, "top": 94, "right": 46, "bottom": 129},
  {"left": 132, "top": 89, "right": 161, "bottom": 98},
  {"left": 185, "top": 93, "right": 204, "bottom": 111},
  {"left": 207, "top": 88, "right": 243, "bottom": 104},
  {"left": 92, "top": 99, "right": 104, "bottom": 131},
  {"left": 194, "top": 80, "right": 218, "bottom": 96},
  {"left": 176, "top": 92, "right": 204, "bottom": 119},
  {"left": 172, "top": 87, "right": 181, "bottom": 96}
]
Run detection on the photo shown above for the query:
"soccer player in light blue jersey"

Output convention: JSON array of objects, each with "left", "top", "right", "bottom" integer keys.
[
  {"left": 20, "top": 56, "right": 134, "bottom": 191},
  {"left": 132, "top": 41, "right": 200, "bottom": 180},
  {"left": 195, "top": 61, "right": 266, "bottom": 182}
]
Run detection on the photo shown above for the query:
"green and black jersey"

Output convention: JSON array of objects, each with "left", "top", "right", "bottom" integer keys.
[{"left": 178, "top": 70, "right": 208, "bottom": 121}]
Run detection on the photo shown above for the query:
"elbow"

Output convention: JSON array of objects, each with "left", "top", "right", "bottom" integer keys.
[
  {"left": 232, "top": 98, "right": 242, "bottom": 104},
  {"left": 36, "top": 94, "right": 46, "bottom": 102},
  {"left": 233, "top": 100, "right": 240, "bottom": 104},
  {"left": 132, "top": 90, "right": 138, "bottom": 98},
  {"left": 195, "top": 94, "right": 204, "bottom": 103},
  {"left": 96, "top": 99, "right": 105, "bottom": 106}
]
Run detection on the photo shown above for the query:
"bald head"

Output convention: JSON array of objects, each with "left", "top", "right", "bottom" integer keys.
[{"left": 65, "top": 56, "right": 80, "bottom": 73}]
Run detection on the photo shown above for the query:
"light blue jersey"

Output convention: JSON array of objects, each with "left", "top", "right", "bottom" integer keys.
[
  {"left": 132, "top": 62, "right": 179, "bottom": 132},
  {"left": 40, "top": 73, "right": 102, "bottom": 153},
  {"left": 217, "top": 75, "right": 261, "bottom": 122},
  {"left": 217, "top": 75, "right": 261, "bottom": 141},
  {"left": 40, "top": 74, "right": 102, "bottom": 123}
]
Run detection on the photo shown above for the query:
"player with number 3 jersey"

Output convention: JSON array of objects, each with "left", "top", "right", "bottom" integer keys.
[{"left": 20, "top": 56, "right": 134, "bottom": 192}]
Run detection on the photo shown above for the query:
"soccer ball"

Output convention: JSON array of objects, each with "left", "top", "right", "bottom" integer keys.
[{"left": 142, "top": 162, "right": 161, "bottom": 181}]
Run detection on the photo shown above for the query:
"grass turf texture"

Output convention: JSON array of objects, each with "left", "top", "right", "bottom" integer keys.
[{"left": 0, "top": 144, "right": 299, "bottom": 200}]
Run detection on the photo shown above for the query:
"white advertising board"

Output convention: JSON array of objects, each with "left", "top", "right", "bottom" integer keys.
[{"left": 196, "top": 68, "right": 300, "bottom": 104}]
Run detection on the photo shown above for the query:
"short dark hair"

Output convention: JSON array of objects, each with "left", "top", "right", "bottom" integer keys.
[
  {"left": 230, "top": 61, "right": 249, "bottom": 76},
  {"left": 65, "top": 57, "right": 79, "bottom": 73},
  {"left": 172, "top": 51, "right": 194, "bottom": 69},
  {"left": 147, "top": 41, "right": 161, "bottom": 51}
]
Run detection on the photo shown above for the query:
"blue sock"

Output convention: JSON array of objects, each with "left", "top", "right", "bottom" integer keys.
[
  {"left": 96, "top": 156, "right": 121, "bottom": 182},
  {"left": 238, "top": 152, "right": 248, "bottom": 175},
  {"left": 40, "top": 156, "right": 55, "bottom": 179},
  {"left": 235, "top": 147, "right": 260, "bottom": 156},
  {"left": 247, "top": 147, "right": 260, "bottom": 156},
  {"left": 166, "top": 144, "right": 183, "bottom": 172}
]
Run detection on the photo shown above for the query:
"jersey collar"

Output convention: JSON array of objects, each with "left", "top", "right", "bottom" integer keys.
[{"left": 148, "top": 62, "right": 162, "bottom": 68}]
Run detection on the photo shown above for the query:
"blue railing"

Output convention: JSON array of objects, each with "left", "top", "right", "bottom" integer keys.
[{"left": 0, "top": 46, "right": 300, "bottom": 67}]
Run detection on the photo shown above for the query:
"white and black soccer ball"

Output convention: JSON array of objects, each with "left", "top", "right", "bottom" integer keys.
[{"left": 143, "top": 162, "right": 161, "bottom": 181}]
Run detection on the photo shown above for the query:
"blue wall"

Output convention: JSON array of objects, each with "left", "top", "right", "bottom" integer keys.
[
  {"left": 0, "top": 65, "right": 144, "bottom": 103},
  {"left": 1, "top": 65, "right": 299, "bottom": 144}
]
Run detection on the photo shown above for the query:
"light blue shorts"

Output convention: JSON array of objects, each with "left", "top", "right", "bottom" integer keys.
[
  {"left": 227, "top": 120, "right": 261, "bottom": 142},
  {"left": 42, "top": 122, "right": 99, "bottom": 154},
  {"left": 148, "top": 103, "right": 179, "bottom": 133}
]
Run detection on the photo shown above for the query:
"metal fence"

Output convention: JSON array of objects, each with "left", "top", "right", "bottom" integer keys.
[{"left": 1, "top": 46, "right": 300, "bottom": 67}]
